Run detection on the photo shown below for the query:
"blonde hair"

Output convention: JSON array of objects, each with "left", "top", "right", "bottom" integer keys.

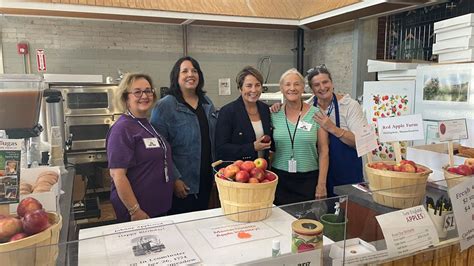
[
  {"left": 116, "top": 73, "right": 157, "bottom": 112},
  {"left": 279, "top": 68, "right": 305, "bottom": 86}
]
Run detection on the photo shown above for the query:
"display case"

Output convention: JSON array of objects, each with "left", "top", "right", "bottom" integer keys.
[{"left": 0, "top": 177, "right": 472, "bottom": 265}]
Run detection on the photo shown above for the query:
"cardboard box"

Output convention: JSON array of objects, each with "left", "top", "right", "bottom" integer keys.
[
  {"left": 367, "top": 59, "right": 419, "bottom": 73},
  {"left": 433, "top": 36, "right": 474, "bottom": 54},
  {"left": 406, "top": 143, "right": 467, "bottom": 188},
  {"left": 434, "top": 14, "right": 474, "bottom": 32},
  {"left": 9, "top": 166, "right": 61, "bottom": 214},
  {"left": 435, "top": 26, "right": 474, "bottom": 42},
  {"left": 438, "top": 49, "right": 474, "bottom": 63},
  {"left": 329, "top": 238, "right": 376, "bottom": 266}
]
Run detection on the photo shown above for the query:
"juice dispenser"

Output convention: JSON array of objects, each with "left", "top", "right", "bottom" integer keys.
[{"left": 0, "top": 74, "right": 44, "bottom": 137}]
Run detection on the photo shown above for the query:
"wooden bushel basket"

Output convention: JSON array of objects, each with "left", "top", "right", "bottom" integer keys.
[
  {"left": 365, "top": 162, "right": 432, "bottom": 209},
  {"left": 443, "top": 166, "right": 472, "bottom": 189},
  {"left": 0, "top": 213, "right": 62, "bottom": 266},
  {"left": 215, "top": 172, "right": 278, "bottom": 222}
]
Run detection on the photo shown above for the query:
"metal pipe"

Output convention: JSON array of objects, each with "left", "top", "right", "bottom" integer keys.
[
  {"left": 296, "top": 28, "right": 304, "bottom": 73},
  {"left": 183, "top": 24, "right": 188, "bottom": 56}
]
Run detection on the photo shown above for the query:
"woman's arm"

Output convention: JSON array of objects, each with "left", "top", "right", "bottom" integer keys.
[
  {"left": 110, "top": 168, "right": 149, "bottom": 221},
  {"left": 315, "top": 127, "right": 329, "bottom": 199}
]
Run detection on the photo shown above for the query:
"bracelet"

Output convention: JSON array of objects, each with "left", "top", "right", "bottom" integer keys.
[
  {"left": 128, "top": 203, "right": 140, "bottom": 215},
  {"left": 337, "top": 129, "right": 346, "bottom": 138}
]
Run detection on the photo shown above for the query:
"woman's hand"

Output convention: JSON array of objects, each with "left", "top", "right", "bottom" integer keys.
[
  {"left": 131, "top": 209, "right": 150, "bottom": 221},
  {"left": 174, "top": 179, "right": 190, "bottom": 199},
  {"left": 313, "top": 110, "right": 337, "bottom": 132},
  {"left": 254, "top": 136, "right": 272, "bottom": 151},
  {"left": 269, "top": 103, "right": 282, "bottom": 113},
  {"left": 315, "top": 184, "right": 327, "bottom": 199}
]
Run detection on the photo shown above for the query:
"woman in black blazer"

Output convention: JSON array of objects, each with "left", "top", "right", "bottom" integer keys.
[{"left": 216, "top": 66, "right": 273, "bottom": 162}]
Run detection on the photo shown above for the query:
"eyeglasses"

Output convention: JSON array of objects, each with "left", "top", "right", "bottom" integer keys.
[
  {"left": 129, "top": 88, "right": 155, "bottom": 98},
  {"left": 307, "top": 64, "right": 327, "bottom": 74}
]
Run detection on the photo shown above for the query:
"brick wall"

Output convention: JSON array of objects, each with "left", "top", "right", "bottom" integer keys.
[
  {"left": 1, "top": 16, "right": 299, "bottom": 108},
  {"left": 308, "top": 22, "right": 355, "bottom": 95}
]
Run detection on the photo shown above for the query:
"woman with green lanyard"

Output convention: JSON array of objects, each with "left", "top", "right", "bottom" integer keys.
[{"left": 271, "top": 68, "right": 329, "bottom": 205}]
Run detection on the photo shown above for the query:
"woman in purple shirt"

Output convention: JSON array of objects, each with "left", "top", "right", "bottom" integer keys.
[{"left": 106, "top": 73, "right": 173, "bottom": 222}]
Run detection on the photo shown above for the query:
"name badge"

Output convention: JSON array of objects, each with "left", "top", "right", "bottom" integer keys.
[
  {"left": 297, "top": 121, "right": 312, "bottom": 131},
  {"left": 143, "top": 138, "right": 160, "bottom": 149},
  {"left": 288, "top": 158, "right": 297, "bottom": 173}
]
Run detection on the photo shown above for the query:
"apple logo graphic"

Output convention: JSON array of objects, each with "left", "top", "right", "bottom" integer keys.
[{"left": 439, "top": 123, "right": 446, "bottom": 135}]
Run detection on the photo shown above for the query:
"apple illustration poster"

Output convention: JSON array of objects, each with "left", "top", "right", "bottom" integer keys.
[{"left": 363, "top": 81, "right": 415, "bottom": 161}]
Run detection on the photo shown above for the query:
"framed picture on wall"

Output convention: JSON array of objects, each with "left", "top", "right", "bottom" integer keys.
[
  {"left": 415, "top": 63, "right": 474, "bottom": 121},
  {"left": 363, "top": 80, "right": 416, "bottom": 161}
]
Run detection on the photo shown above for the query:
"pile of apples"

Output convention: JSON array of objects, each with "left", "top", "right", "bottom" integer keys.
[
  {"left": 368, "top": 160, "right": 427, "bottom": 173},
  {"left": 0, "top": 197, "right": 51, "bottom": 243},
  {"left": 446, "top": 158, "right": 474, "bottom": 176},
  {"left": 216, "top": 158, "right": 277, "bottom": 183}
]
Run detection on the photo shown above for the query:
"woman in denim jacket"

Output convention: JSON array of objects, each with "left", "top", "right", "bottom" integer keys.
[{"left": 151, "top": 56, "right": 217, "bottom": 214}]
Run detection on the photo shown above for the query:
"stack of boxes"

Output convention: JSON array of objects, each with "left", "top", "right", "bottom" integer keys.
[
  {"left": 367, "top": 59, "right": 419, "bottom": 80},
  {"left": 433, "top": 13, "right": 474, "bottom": 63}
]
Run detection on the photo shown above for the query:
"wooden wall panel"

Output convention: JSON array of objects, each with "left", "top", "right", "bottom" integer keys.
[{"left": 20, "top": 0, "right": 362, "bottom": 19}]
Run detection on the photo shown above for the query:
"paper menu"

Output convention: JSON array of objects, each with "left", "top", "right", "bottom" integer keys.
[
  {"left": 376, "top": 205, "right": 439, "bottom": 257},
  {"left": 448, "top": 178, "right": 474, "bottom": 251},
  {"left": 102, "top": 220, "right": 201, "bottom": 266}
]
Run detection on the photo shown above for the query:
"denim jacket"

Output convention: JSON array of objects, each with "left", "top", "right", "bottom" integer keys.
[{"left": 150, "top": 95, "right": 217, "bottom": 194}]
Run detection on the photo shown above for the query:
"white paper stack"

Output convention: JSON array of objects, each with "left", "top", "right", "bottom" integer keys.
[
  {"left": 434, "top": 13, "right": 474, "bottom": 63},
  {"left": 367, "top": 59, "right": 419, "bottom": 80}
]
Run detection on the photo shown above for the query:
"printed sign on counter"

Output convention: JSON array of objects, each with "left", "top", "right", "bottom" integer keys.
[
  {"left": 0, "top": 139, "right": 22, "bottom": 204},
  {"left": 103, "top": 220, "right": 200, "bottom": 266},
  {"left": 377, "top": 114, "right": 424, "bottom": 142},
  {"left": 355, "top": 124, "right": 379, "bottom": 157},
  {"left": 198, "top": 221, "right": 280, "bottom": 249},
  {"left": 448, "top": 178, "right": 474, "bottom": 251},
  {"left": 438, "top": 119, "right": 468, "bottom": 142},
  {"left": 376, "top": 205, "right": 439, "bottom": 257}
]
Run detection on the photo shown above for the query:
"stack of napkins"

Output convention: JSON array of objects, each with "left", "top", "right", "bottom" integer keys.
[{"left": 433, "top": 13, "right": 474, "bottom": 63}]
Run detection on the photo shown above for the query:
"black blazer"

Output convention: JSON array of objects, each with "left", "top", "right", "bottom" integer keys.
[{"left": 215, "top": 96, "right": 273, "bottom": 161}]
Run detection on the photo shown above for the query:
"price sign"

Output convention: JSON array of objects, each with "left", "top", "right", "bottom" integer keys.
[
  {"left": 377, "top": 114, "right": 424, "bottom": 142},
  {"left": 443, "top": 213, "right": 456, "bottom": 232},
  {"left": 438, "top": 119, "right": 468, "bottom": 142},
  {"left": 448, "top": 178, "right": 474, "bottom": 251},
  {"left": 355, "top": 124, "right": 379, "bottom": 157},
  {"left": 376, "top": 205, "right": 439, "bottom": 257}
]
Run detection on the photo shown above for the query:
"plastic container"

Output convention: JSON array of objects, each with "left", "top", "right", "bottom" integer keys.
[
  {"left": 365, "top": 162, "right": 433, "bottom": 209},
  {"left": 0, "top": 74, "right": 43, "bottom": 130},
  {"left": 214, "top": 171, "right": 278, "bottom": 222}
]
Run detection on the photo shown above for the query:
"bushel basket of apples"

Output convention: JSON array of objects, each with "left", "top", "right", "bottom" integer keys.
[
  {"left": 213, "top": 158, "right": 278, "bottom": 222},
  {"left": 0, "top": 197, "right": 62, "bottom": 266},
  {"left": 443, "top": 158, "right": 474, "bottom": 189},
  {"left": 365, "top": 160, "right": 432, "bottom": 209}
]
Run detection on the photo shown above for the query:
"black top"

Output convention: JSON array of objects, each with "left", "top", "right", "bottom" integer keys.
[
  {"left": 177, "top": 95, "right": 212, "bottom": 192},
  {"left": 215, "top": 96, "right": 273, "bottom": 161}
]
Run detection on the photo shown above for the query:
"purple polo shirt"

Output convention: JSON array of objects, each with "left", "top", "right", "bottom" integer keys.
[{"left": 106, "top": 115, "right": 173, "bottom": 222}]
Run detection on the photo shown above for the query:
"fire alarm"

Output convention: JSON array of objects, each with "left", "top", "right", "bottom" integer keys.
[{"left": 17, "top": 43, "right": 29, "bottom": 55}]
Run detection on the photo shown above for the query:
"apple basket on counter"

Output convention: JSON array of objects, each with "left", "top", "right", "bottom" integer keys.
[
  {"left": 365, "top": 160, "right": 432, "bottom": 209},
  {"left": 0, "top": 197, "right": 62, "bottom": 266},
  {"left": 443, "top": 159, "right": 474, "bottom": 189},
  {"left": 212, "top": 159, "right": 278, "bottom": 223}
]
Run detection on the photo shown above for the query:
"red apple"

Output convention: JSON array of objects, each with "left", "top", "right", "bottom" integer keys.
[
  {"left": 455, "top": 165, "right": 472, "bottom": 176},
  {"left": 372, "top": 162, "right": 390, "bottom": 170},
  {"left": 254, "top": 158, "right": 268, "bottom": 171},
  {"left": 17, "top": 197, "right": 43, "bottom": 218},
  {"left": 265, "top": 171, "right": 277, "bottom": 181},
  {"left": 234, "top": 160, "right": 244, "bottom": 168},
  {"left": 240, "top": 161, "right": 256, "bottom": 173},
  {"left": 447, "top": 167, "right": 458, "bottom": 174},
  {"left": 416, "top": 167, "right": 425, "bottom": 173},
  {"left": 400, "top": 164, "right": 416, "bottom": 173},
  {"left": 216, "top": 168, "right": 225, "bottom": 179},
  {"left": 464, "top": 158, "right": 474, "bottom": 168},
  {"left": 0, "top": 217, "right": 23, "bottom": 241},
  {"left": 261, "top": 179, "right": 270, "bottom": 183},
  {"left": 0, "top": 214, "right": 6, "bottom": 220},
  {"left": 223, "top": 164, "right": 240, "bottom": 180},
  {"left": 261, "top": 135, "right": 271, "bottom": 143},
  {"left": 9, "top": 232, "right": 28, "bottom": 242},
  {"left": 22, "top": 210, "right": 51, "bottom": 235},
  {"left": 393, "top": 164, "right": 402, "bottom": 172},
  {"left": 250, "top": 167, "right": 265, "bottom": 181},
  {"left": 248, "top": 177, "right": 260, "bottom": 183},
  {"left": 400, "top": 160, "right": 417, "bottom": 169},
  {"left": 235, "top": 170, "right": 250, "bottom": 183}
]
